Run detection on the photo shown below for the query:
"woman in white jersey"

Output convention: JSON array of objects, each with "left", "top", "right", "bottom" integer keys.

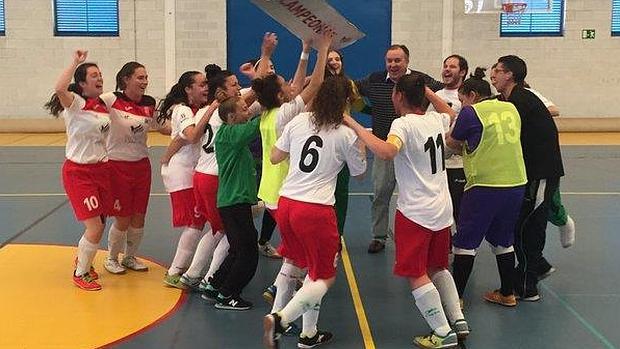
[
  {"left": 252, "top": 33, "right": 331, "bottom": 317},
  {"left": 263, "top": 75, "right": 366, "bottom": 349},
  {"left": 156, "top": 71, "right": 221, "bottom": 287},
  {"left": 345, "top": 74, "right": 469, "bottom": 349},
  {"left": 100, "top": 62, "right": 168, "bottom": 274},
  {"left": 44, "top": 50, "right": 111, "bottom": 291}
]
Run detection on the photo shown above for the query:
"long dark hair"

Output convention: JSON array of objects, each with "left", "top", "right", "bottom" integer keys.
[
  {"left": 157, "top": 71, "right": 202, "bottom": 124},
  {"left": 459, "top": 67, "right": 491, "bottom": 99},
  {"left": 207, "top": 70, "right": 234, "bottom": 104},
  {"left": 394, "top": 73, "right": 427, "bottom": 108},
  {"left": 325, "top": 50, "right": 345, "bottom": 79},
  {"left": 115, "top": 61, "right": 145, "bottom": 91},
  {"left": 252, "top": 74, "right": 281, "bottom": 109},
  {"left": 44, "top": 63, "right": 98, "bottom": 118},
  {"left": 310, "top": 75, "right": 352, "bottom": 131}
]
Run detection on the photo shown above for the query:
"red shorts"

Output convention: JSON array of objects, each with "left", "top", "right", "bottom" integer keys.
[
  {"left": 394, "top": 210, "right": 450, "bottom": 278},
  {"left": 193, "top": 172, "right": 224, "bottom": 233},
  {"left": 170, "top": 188, "right": 206, "bottom": 228},
  {"left": 108, "top": 158, "right": 151, "bottom": 217},
  {"left": 276, "top": 196, "right": 340, "bottom": 280},
  {"left": 62, "top": 160, "right": 113, "bottom": 221}
]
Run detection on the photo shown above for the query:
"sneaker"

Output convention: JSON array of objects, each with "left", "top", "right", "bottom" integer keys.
[
  {"left": 121, "top": 255, "right": 148, "bottom": 271},
  {"left": 483, "top": 289, "right": 517, "bottom": 307},
  {"left": 367, "top": 240, "right": 385, "bottom": 254},
  {"left": 538, "top": 266, "right": 556, "bottom": 281},
  {"left": 413, "top": 331, "right": 458, "bottom": 349},
  {"left": 515, "top": 289, "right": 541, "bottom": 302},
  {"left": 180, "top": 274, "right": 202, "bottom": 290},
  {"left": 559, "top": 216, "right": 575, "bottom": 248},
  {"left": 263, "top": 313, "right": 286, "bottom": 349},
  {"left": 298, "top": 330, "right": 333, "bottom": 348},
  {"left": 74, "top": 258, "right": 99, "bottom": 280},
  {"left": 259, "top": 242, "right": 282, "bottom": 259},
  {"left": 103, "top": 257, "right": 126, "bottom": 274},
  {"left": 451, "top": 319, "right": 470, "bottom": 340},
  {"left": 200, "top": 282, "right": 219, "bottom": 302},
  {"left": 73, "top": 271, "right": 102, "bottom": 291},
  {"left": 214, "top": 293, "right": 253, "bottom": 311},
  {"left": 263, "top": 284, "right": 277, "bottom": 305},
  {"left": 163, "top": 272, "right": 187, "bottom": 289},
  {"left": 285, "top": 322, "right": 302, "bottom": 337}
]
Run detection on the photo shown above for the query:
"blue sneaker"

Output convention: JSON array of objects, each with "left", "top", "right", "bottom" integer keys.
[{"left": 263, "top": 284, "right": 277, "bottom": 305}]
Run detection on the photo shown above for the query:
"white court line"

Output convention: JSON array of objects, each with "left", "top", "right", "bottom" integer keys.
[{"left": 1, "top": 191, "right": 620, "bottom": 198}]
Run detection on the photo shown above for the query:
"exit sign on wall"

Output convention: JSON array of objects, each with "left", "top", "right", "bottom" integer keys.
[{"left": 582, "top": 29, "right": 596, "bottom": 39}]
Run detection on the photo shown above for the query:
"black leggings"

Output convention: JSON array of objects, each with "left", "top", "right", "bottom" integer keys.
[{"left": 211, "top": 204, "right": 259, "bottom": 297}]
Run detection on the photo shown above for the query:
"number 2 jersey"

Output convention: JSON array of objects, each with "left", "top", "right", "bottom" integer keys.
[
  {"left": 388, "top": 111, "right": 453, "bottom": 231},
  {"left": 276, "top": 112, "right": 367, "bottom": 206}
]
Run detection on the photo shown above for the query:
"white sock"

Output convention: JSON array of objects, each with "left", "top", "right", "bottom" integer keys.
[
  {"left": 412, "top": 283, "right": 452, "bottom": 337},
  {"left": 125, "top": 226, "right": 144, "bottom": 257},
  {"left": 431, "top": 269, "right": 465, "bottom": 323},
  {"left": 203, "top": 234, "right": 229, "bottom": 282},
  {"left": 76, "top": 236, "right": 99, "bottom": 276},
  {"left": 184, "top": 227, "right": 222, "bottom": 279},
  {"left": 168, "top": 227, "right": 202, "bottom": 275},
  {"left": 301, "top": 300, "right": 321, "bottom": 338},
  {"left": 107, "top": 224, "right": 126, "bottom": 261},
  {"left": 279, "top": 276, "right": 329, "bottom": 326},
  {"left": 271, "top": 262, "right": 306, "bottom": 313}
]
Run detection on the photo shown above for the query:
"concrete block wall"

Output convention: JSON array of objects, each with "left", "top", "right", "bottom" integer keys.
[{"left": 0, "top": 0, "right": 617, "bottom": 118}]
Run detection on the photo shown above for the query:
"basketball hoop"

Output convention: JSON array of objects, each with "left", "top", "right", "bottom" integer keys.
[{"left": 502, "top": 2, "right": 528, "bottom": 25}]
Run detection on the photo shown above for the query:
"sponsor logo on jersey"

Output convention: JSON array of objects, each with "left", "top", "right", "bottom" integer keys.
[
  {"left": 100, "top": 123, "right": 110, "bottom": 133},
  {"left": 130, "top": 124, "right": 145, "bottom": 134}
]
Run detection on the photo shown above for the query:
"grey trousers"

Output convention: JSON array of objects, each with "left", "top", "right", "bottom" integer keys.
[{"left": 371, "top": 157, "right": 396, "bottom": 241}]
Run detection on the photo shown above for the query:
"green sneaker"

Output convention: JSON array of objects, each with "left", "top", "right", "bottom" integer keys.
[
  {"left": 163, "top": 272, "right": 187, "bottom": 289},
  {"left": 413, "top": 331, "right": 458, "bottom": 349}
]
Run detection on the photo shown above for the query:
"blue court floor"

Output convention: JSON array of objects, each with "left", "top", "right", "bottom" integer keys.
[{"left": 1, "top": 145, "right": 619, "bottom": 349}]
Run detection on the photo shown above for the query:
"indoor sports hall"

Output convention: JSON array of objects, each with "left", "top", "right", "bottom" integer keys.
[{"left": 1, "top": 1, "right": 619, "bottom": 348}]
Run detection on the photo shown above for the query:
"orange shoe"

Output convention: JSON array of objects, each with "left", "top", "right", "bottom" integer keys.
[
  {"left": 74, "top": 258, "right": 99, "bottom": 280},
  {"left": 73, "top": 272, "right": 102, "bottom": 291},
  {"left": 483, "top": 289, "right": 516, "bottom": 307}
]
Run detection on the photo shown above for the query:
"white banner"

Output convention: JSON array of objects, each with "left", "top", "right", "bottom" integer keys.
[{"left": 251, "top": 0, "right": 366, "bottom": 50}]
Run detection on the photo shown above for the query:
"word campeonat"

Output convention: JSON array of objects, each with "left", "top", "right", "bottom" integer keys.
[{"left": 277, "top": 0, "right": 339, "bottom": 36}]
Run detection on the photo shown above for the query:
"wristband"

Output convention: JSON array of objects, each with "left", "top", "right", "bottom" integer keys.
[{"left": 300, "top": 52, "right": 309, "bottom": 61}]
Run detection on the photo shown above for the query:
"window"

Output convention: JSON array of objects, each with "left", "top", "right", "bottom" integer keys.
[
  {"left": 0, "top": 0, "right": 5, "bottom": 36},
  {"left": 54, "top": 0, "right": 119, "bottom": 36},
  {"left": 500, "top": 0, "right": 564, "bottom": 37},
  {"left": 613, "top": 0, "right": 620, "bottom": 36}
]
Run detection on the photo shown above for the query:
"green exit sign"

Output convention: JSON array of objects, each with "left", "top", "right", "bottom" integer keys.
[{"left": 582, "top": 29, "right": 596, "bottom": 39}]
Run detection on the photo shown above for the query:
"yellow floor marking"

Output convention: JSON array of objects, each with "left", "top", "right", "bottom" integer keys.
[
  {"left": 0, "top": 244, "right": 183, "bottom": 349},
  {"left": 340, "top": 238, "right": 376, "bottom": 349},
  {"left": 1, "top": 132, "right": 620, "bottom": 146}
]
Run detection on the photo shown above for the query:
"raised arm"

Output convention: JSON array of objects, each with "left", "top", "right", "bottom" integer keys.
[
  {"left": 55, "top": 50, "right": 89, "bottom": 108},
  {"left": 290, "top": 40, "right": 311, "bottom": 97},
  {"left": 343, "top": 114, "right": 398, "bottom": 160},
  {"left": 256, "top": 32, "right": 278, "bottom": 78},
  {"left": 182, "top": 101, "right": 220, "bottom": 144},
  {"left": 298, "top": 33, "right": 332, "bottom": 104},
  {"left": 425, "top": 87, "right": 456, "bottom": 122}
]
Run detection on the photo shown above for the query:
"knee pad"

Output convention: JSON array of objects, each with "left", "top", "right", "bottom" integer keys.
[{"left": 453, "top": 247, "right": 476, "bottom": 256}]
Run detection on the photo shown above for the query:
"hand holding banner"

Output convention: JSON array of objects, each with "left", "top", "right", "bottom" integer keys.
[{"left": 251, "top": 0, "right": 365, "bottom": 50}]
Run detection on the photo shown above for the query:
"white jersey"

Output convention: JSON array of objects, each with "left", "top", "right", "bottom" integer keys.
[
  {"left": 100, "top": 91, "right": 159, "bottom": 162},
  {"left": 429, "top": 88, "right": 463, "bottom": 169},
  {"left": 63, "top": 93, "right": 110, "bottom": 164},
  {"left": 161, "top": 104, "right": 200, "bottom": 192},
  {"left": 276, "top": 112, "right": 366, "bottom": 205},
  {"left": 389, "top": 112, "right": 453, "bottom": 230},
  {"left": 194, "top": 100, "right": 263, "bottom": 176}
]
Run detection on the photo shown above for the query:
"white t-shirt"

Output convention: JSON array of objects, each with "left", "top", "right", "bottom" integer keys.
[
  {"left": 100, "top": 91, "right": 159, "bottom": 162},
  {"left": 63, "top": 93, "right": 110, "bottom": 164},
  {"left": 161, "top": 104, "right": 200, "bottom": 192},
  {"left": 276, "top": 95, "right": 306, "bottom": 136},
  {"left": 276, "top": 112, "right": 366, "bottom": 205},
  {"left": 194, "top": 100, "right": 263, "bottom": 176},
  {"left": 389, "top": 111, "right": 454, "bottom": 230},
  {"left": 429, "top": 88, "right": 463, "bottom": 169}
]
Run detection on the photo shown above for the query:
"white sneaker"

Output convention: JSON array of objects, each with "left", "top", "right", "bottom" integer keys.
[
  {"left": 104, "top": 257, "right": 126, "bottom": 274},
  {"left": 559, "top": 215, "right": 575, "bottom": 248},
  {"left": 258, "top": 242, "right": 282, "bottom": 259},
  {"left": 122, "top": 255, "right": 149, "bottom": 271}
]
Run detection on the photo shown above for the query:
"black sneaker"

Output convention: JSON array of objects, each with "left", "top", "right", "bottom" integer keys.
[
  {"left": 515, "top": 288, "right": 541, "bottom": 302},
  {"left": 214, "top": 294, "right": 253, "bottom": 311},
  {"left": 298, "top": 330, "right": 333, "bottom": 348},
  {"left": 263, "top": 313, "right": 286, "bottom": 349}
]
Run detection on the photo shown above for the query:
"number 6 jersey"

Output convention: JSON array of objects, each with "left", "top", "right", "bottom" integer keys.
[
  {"left": 388, "top": 111, "right": 453, "bottom": 231},
  {"left": 276, "top": 112, "right": 367, "bottom": 206}
]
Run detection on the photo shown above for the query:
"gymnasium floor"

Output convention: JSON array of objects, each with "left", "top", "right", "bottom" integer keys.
[{"left": 1, "top": 133, "right": 619, "bottom": 349}]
